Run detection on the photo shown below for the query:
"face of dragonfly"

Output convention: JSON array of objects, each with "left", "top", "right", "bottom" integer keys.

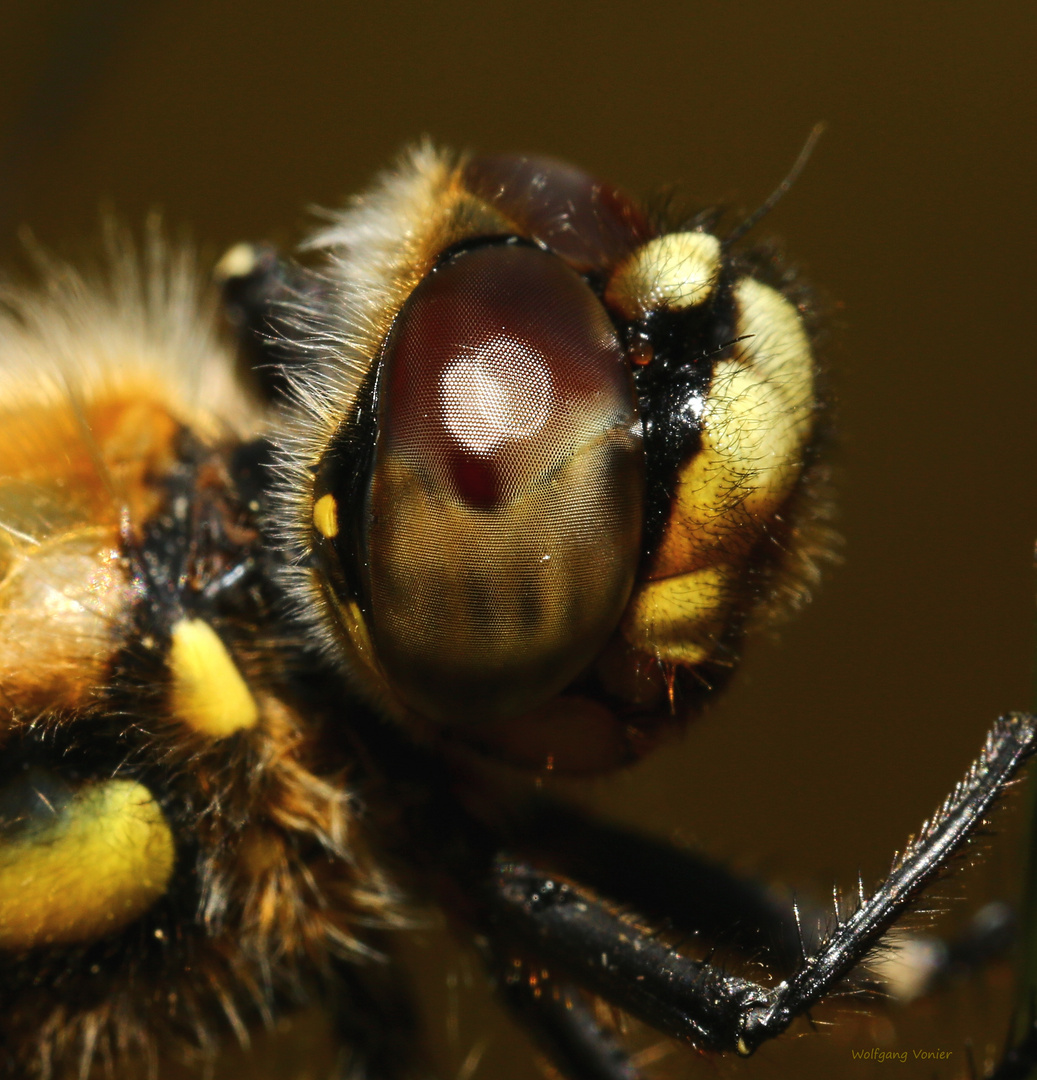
[
  {"left": 0, "top": 7, "right": 1034, "bottom": 1080},
  {"left": 0, "top": 139, "right": 1030, "bottom": 1080}
]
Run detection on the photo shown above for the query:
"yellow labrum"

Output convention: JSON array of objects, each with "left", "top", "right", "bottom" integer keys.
[
  {"left": 169, "top": 618, "right": 259, "bottom": 737},
  {"left": 0, "top": 779, "right": 175, "bottom": 949},
  {"left": 619, "top": 565, "right": 730, "bottom": 666}
]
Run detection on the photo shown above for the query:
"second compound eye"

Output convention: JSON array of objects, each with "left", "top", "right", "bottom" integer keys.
[{"left": 317, "top": 243, "right": 644, "bottom": 726}]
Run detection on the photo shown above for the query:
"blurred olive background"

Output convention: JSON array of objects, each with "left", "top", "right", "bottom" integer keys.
[{"left": 1, "top": 3, "right": 1035, "bottom": 1079}]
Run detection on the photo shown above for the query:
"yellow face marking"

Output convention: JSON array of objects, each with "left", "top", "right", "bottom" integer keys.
[
  {"left": 0, "top": 779, "right": 175, "bottom": 949},
  {"left": 605, "top": 232, "right": 722, "bottom": 319},
  {"left": 169, "top": 618, "right": 259, "bottom": 737},
  {"left": 730, "top": 276, "right": 814, "bottom": 418},
  {"left": 648, "top": 278, "right": 816, "bottom": 581},
  {"left": 681, "top": 356, "right": 806, "bottom": 528},
  {"left": 620, "top": 565, "right": 730, "bottom": 666},
  {"left": 313, "top": 493, "right": 340, "bottom": 539}
]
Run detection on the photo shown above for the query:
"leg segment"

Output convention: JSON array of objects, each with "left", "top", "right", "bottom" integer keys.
[
  {"left": 509, "top": 798, "right": 820, "bottom": 970},
  {"left": 497, "top": 966, "right": 640, "bottom": 1080},
  {"left": 483, "top": 713, "right": 1036, "bottom": 1060}
]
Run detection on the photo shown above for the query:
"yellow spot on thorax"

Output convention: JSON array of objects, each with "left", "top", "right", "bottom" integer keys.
[
  {"left": 0, "top": 779, "right": 175, "bottom": 949},
  {"left": 169, "top": 618, "right": 259, "bottom": 736},
  {"left": 313, "top": 493, "right": 340, "bottom": 539}
]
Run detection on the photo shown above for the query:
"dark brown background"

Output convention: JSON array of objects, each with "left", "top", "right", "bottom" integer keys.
[{"left": 1, "top": 3, "right": 1035, "bottom": 1078}]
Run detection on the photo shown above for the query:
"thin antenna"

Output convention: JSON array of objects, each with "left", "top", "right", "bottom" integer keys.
[{"left": 724, "top": 121, "right": 827, "bottom": 248}]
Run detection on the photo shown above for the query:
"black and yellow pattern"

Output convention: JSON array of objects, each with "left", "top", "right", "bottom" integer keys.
[
  {"left": 289, "top": 147, "right": 827, "bottom": 771},
  {"left": 0, "top": 237, "right": 396, "bottom": 1077},
  {"left": 0, "top": 149, "right": 1021, "bottom": 1080}
]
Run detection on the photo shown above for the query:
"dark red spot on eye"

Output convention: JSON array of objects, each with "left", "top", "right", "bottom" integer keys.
[
  {"left": 354, "top": 241, "right": 644, "bottom": 725},
  {"left": 450, "top": 451, "right": 502, "bottom": 509}
]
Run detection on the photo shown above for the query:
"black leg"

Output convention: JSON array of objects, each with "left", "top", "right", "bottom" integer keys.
[
  {"left": 741, "top": 714, "right": 1036, "bottom": 1053},
  {"left": 511, "top": 800, "right": 1019, "bottom": 1004},
  {"left": 496, "top": 964, "right": 640, "bottom": 1080},
  {"left": 510, "top": 798, "right": 821, "bottom": 971},
  {"left": 482, "top": 713, "right": 1036, "bottom": 1059},
  {"left": 345, "top": 704, "right": 1036, "bottom": 1075},
  {"left": 487, "top": 858, "right": 767, "bottom": 1050}
]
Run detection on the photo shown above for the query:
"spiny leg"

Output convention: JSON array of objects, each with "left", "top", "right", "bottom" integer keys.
[
  {"left": 508, "top": 798, "right": 822, "bottom": 971},
  {"left": 510, "top": 798, "right": 1020, "bottom": 1006},
  {"left": 483, "top": 713, "right": 1036, "bottom": 1065}
]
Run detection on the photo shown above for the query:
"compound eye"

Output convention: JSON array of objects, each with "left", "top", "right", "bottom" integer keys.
[{"left": 319, "top": 243, "right": 644, "bottom": 725}]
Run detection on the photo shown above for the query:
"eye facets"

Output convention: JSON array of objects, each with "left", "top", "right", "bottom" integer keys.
[
  {"left": 303, "top": 147, "right": 819, "bottom": 767},
  {"left": 355, "top": 243, "right": 644, "bottom": 724}
]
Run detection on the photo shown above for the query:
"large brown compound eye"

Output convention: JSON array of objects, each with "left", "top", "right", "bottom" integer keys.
[{"left": 322, "top": 243, "right": 644, "bottom": 726}]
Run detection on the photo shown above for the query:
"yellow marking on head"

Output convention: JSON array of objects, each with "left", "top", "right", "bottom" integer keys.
[
  {"left": 731, "top": 276, "right": 813, "bottom": 417},
  {"left": 313, "top": 493, "right": 340, "bottom": 539},
  {"left": 605, "top": 232, "right": 722, "bottom": 319},
  {"left": 695, "top": 356, "right": 808, "bottom": 516},
  {"left": 0, "top": 779, "right": 175, "bottom": 949},
  {"left": 620, "top": 565, "right": 731, "bottom": 666},
  {"left": 648, "top": 277, "right": 816, "bottom": 581},
  {"left": 169, "top": 618, "right": 259, "bottom": 736}
]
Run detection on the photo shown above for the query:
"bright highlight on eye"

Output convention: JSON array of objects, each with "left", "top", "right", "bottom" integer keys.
[
  {"left": 438, "top": 335, "right": 554, "bottom": 454},
  {"left": 3, "top": 141, "right": 1028, "bottom": 1080}
]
